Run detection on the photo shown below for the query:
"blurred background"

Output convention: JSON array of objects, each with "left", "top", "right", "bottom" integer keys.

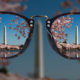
[{"left": 0, "top": 0, "right": 80, "bottom": 80}]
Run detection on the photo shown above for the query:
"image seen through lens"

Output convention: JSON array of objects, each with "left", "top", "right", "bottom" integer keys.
[
  {"left": 0, "top": 14, "right": 30, "bottom": 58},
  {"left": 51, "top": 14, "right": 80, "bottom": 59}
]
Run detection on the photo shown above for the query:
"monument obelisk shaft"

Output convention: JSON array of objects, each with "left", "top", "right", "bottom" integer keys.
[
  {"left": 4, "top": 26, "right": 7, "bottom": 45},
  {"left": 34, "top": 20, "right": 44, "bottom": 79},
  {"left": 75, "top": 26, "right": 78, "bottom": 45}
]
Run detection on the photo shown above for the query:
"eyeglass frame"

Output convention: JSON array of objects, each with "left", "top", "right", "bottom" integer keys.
[{"left": 0, "top": 11, "right": 79, "bottom": 60}]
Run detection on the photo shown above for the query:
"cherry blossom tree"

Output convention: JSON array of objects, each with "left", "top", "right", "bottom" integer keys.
[
  {"left": 55, "top": 0, "right": 80, "bottom": 16},
  {"left": 51, "top": 16, "right": 73, "bottom": 43},
  {"left": 0, "top": 0, "right": 27, "bottom": 12},
  {"left": 76, "top": 0, "right": 80, "bottom": 4},
  {"left": 61, "top": 0, "right": 72, "bottom": 8},
  {"left": 9, "top": 16, "right": 30, "bottom": 40}
]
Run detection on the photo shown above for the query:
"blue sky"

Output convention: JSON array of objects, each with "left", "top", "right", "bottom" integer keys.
[{"left": 3, "top": 0, "right": 80, "bottom": 80}]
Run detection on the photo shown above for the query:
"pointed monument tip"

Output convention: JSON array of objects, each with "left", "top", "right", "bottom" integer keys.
[
  {"left": 5, "top": 25, "right": 6, "bottom": 26},
  {"left": 37, "top": 20, "right": 42, "bottom": 23},
  {"left": 76, "top": 25, "right": 78, "bottom": 27},
  {"left": 36, "top": 20, "right": 42, "bottom": 27},
  {"left": 4, "top": 25, "right": 6, "bottom": 28}
]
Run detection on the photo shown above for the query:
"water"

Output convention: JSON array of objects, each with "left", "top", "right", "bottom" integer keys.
[{"left": 0, "top": 50, "right": 21, "bottom": 58}]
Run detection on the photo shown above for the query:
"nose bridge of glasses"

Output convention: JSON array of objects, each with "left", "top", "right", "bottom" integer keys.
[
  {"left": 31, "top": 15, "right": 49, "bottom": 19},
  {"left": 30, "top": 15, "right": 51, "bottom": 28}
]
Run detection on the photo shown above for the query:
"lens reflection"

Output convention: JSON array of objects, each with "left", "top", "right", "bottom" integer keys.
[
  {"left": 0, "top": 14, "right": 29, "bottom": 58},
  {"left": 51, "top": 14, "right": 80, "bottom": 59}
]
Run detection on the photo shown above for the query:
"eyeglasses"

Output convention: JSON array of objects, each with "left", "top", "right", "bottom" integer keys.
[{"left": 0, "top": 11, "right": 80, "bottom": 60}]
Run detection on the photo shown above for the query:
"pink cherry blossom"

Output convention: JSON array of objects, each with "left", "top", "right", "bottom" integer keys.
[
  {"left": 9, "top": 17, "right": 30, "bottom": 40},
  {"left": 70, "top": 7, "right": 79, "bottom": 12},
  {"left": 0, "top": 0, "right": 27, "bottom": 12},
  {"left": 51, "top": 16, "right": 73, "bottom": 42},
  {"left": 76, "top": 0, "right": 80, "bottom": 4},
  {"left": 61, "top": 0, "right": 72, "bottom": 8},
  {"left": 9, "top": 26, "right": 12, "bottom": 29},
  {"left": 54, "top": 10, "right": 62, "bottom": 16}
]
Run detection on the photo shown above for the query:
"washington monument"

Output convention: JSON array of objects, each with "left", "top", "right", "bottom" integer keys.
[
  {"left": 34, "top": 20, "right": 44, "bottom": 79},
  {"left": 4, "top": 25, "right": 7, "bottom": 45},
  {"left": 75, "top": 25, "right": 78, "bottom": 45}
]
